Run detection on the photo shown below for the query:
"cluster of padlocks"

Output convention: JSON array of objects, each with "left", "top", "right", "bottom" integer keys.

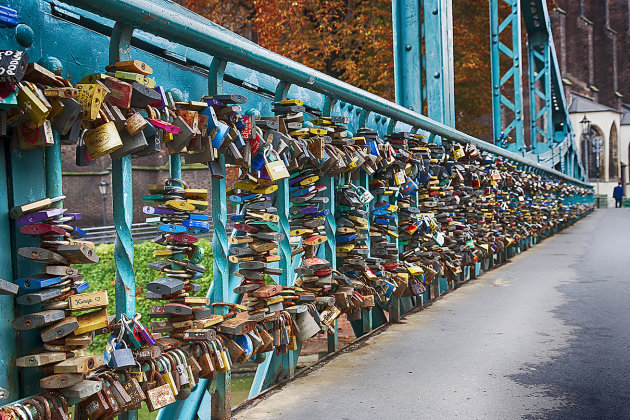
[{"left": 0, "top": 52, "right": 592, "bottom": 419}]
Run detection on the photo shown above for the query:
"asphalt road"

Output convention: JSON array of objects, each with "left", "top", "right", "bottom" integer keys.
[{"left": 235, "top": 209, "right": 630, "bottom": 420}]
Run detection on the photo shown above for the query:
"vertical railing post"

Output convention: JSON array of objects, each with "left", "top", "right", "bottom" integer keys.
[
  {"left": 206, "top": 57, "right": 231, "bottom": 420},
  {"left": 0, "top": 141, "right": 17, "bottom": 399},
  {"left": 359, "top": 170, "right": 373, "bottom": 333},
  {"left": 10, "top": 144, "right": 46, "bottom": 397},
  {"left": 489, "top": 0, "right": 524, "bottom": 149},
  {"left": 322, "top": 173, "right": 338, "bottom": 352},
  {"left": 109, "top": 22, "right": 137, "bottom": 420},
  {"left": 388, "top": 189, "right": 401, "bottom": 323},
  {"left": 274, "top": 81, "right": 296, "bottom": 378}
]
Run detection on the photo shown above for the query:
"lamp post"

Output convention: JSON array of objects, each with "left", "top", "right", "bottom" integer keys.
[
  {"left": 98, "top": 180, "right": 109, "bottom": 226},
  {"left": 580, "top": 115, "right": 591, "bottom": 178}
]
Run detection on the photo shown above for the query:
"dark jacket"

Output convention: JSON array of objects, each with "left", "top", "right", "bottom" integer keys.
[{"left": 613, "top": 186, "right": 624, "bottom": 199}]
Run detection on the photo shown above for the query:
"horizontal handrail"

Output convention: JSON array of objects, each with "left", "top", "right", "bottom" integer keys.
[{"left": 63, "top": 0, "right": 592, "bottom": 188}]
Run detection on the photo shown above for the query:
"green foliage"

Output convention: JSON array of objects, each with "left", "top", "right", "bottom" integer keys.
[{"left": 84, "top": 239, "right": 213, "bottom": 353}]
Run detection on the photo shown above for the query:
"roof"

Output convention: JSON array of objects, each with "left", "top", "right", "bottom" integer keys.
[
  {"left": 622, "top": 105, "right": 630, "bottom": 126},
  {"left": 568, "top": 93, "right": 620, "bottom": 114}
]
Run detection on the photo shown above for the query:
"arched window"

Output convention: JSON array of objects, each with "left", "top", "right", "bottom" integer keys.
[
  {"left": 580, "top": 125, "right": 605, "bottom": 180},
  {"left": 609, "top": 123, "right": 618, "bottom": 180}
]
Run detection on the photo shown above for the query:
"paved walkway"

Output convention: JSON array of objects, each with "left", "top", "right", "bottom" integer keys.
[{"left": 235, "top": 209, "right": 630, "bottom": 420}]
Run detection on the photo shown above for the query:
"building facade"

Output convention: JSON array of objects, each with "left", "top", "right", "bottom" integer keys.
[{"left": 551, "top": 0, "right": 630, "bottom": 205}]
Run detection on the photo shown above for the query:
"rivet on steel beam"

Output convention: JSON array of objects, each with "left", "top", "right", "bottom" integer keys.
[
  {"left": 434, "top": 72, "right": 441, "bottom": 79},
  {"left": 15, "top": 24, "right": 34, "bottom": 48},
  {"left": 169, "top": 88, "right": 184, "bottom": 102},
  {"left": 432, "top": 8, "right": 438, "bottom": 15},
  {"left": 405, "top": 44, "right": 412, "bottom": 51},
  {"left": 38, "top": 57, "right": 63, "bottom": 76}
]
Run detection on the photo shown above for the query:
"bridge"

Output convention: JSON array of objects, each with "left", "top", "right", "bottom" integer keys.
[
  {"left": 0, "top": 1, "right": 597, "bottom": 419},
  {"left": 235, "top": 208, "right": 630, "bottom": 419}
]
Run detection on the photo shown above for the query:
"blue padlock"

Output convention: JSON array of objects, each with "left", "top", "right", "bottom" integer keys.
[
  {"left": 0, "top": 7, "right": 18, "bottom": 28},
  {"left": 251, "top": 150, "right": 266, "bottom": 171},
  {"left": 158, "top": 224, "right": 188, "bottom": 233},
  {"left": 15, "top": 275, "right": 62, "bottom": 290},
  {"left": 183, "top": 220, "right": 210, "bottom": 234},
  {"left": 211, "top": 121, "right": 230, "bottom": 149},
  {"left": 73, "top": 281, "right": 89, "bottom": 294}
]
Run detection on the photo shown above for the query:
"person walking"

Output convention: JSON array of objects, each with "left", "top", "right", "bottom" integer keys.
[{"left": 613, "top": 182, "right": 624, "bottom": 208}]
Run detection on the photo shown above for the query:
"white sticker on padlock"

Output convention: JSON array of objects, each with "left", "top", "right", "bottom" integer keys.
[
  {"left": 433, "top": 231, "right": 445, "bottom": 247},
  {"left": 356, "top": 186, "right": 374, "bottom": 204}
]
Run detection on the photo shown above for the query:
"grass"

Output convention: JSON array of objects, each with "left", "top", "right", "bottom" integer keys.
[{"left": 133, "top": 374, "right": 255, "bottom": 420}]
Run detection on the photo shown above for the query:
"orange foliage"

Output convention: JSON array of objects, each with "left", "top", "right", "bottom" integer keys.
[
  {"left": 252, "top": 0, "right": 395, "bottom": 99},
  {"left": 177, "top": 0, "right": 493, "bottom": 137}
]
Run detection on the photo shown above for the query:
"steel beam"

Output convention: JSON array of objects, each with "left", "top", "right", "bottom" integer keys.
[
  {"left": 392, "top": 0, "right": 423, "bottom": 113},
  {"left": 64, "top": 0, "right": 590, "bottom": 187},
  {"left": 490, "top": 0, "right": 525, "bottom": 151},
  {"left": 423, "top": 0, "right": 455, "bottom": 127}
]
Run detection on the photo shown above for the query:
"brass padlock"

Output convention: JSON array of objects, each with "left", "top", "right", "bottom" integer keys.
[
  {"left": 17, "top": 82, "right": 50, "bottom": 126},
  {"left": 83, "top": 112, "right": 123, "bottom": 159}
]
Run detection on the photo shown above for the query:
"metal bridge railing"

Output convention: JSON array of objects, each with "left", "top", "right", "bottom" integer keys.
[
  {"left": 0, "top": 1, "right": 595, "bottom": 419},
  {"left": 66, "top": 0, "right": 592, "bottom": 189}
]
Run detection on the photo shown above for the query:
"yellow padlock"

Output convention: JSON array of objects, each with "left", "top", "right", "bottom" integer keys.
[
  {"left": 76, "top": 84, "right": 106, "bottom": 121},
  {"left": 166, "top": 200, "right": 195, "bottom": 212},
  {"left": 17, "top": 82, "right": 50, "bottom": 127},
  {"left": 158, "top": 357, "right": 178, "bottom": 396},
  {"left": 83, "top": 120, "right": 123, "bottom": 159},
  {"left": 186, "top": 199, "right": 208, "bottom": 211}
]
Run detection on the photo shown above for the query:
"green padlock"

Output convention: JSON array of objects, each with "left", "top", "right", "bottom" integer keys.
[{"left": 188, "top": 245, "right": 204, "bottom": 264}]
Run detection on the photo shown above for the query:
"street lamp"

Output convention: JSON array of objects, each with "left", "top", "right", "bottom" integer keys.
[
  {"left": 98, "top": 180, "right": 109, "bottom": 226},
  {"left": 580, "top": 115, "right": 591, "bottom": 135},
  {"left": 579, "top": 116, "right": 591, "bottom": 179}
]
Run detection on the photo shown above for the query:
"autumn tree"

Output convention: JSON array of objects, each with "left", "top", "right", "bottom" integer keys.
[{"left": 177, "top": 0, "right": 494, "bottom": 138}]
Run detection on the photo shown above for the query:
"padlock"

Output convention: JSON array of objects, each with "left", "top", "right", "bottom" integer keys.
[
  {"left": 83, "top": 112, "right": 123, "bottom": 159},
  {"left": 167, "top": 113, "right": 194, "bottom": 153},
  {"left": 17, "top": 82, "right": 50, "bottom": 126},
  {"left": 76, "top": 130, "right": 95, "bottom": 166},
  {"left": 51, "top": 97, "right": 81, "bottom": 136},
  {"left": 132, "top": 119, "right": 162, "bottom": 158},
  {"left": 296, "top": 309, "right": 321, "bottom": 342},
  {"left": 16, "top": 119, "right": 54, "bottom": 150},
  {"left": 76, "top": 83, "right": 106, "bottom": 121},
  {"left": 145, "top": 366, "right": 175, "bottom": 412},
  {"left": 120, "top": 370, "right": 145, "bottom": 410},
  {"left": 0, "top": 50, "right": 28, "bottom": 82},
  {"left": 110, "top": 125, "right": 147, "bottom": 159},
  {"left": 157, "top": 356, "right": 178, "bottom": 396},
  {"left": 264, "top": 148, "right": 290, "bottom": 181},
  {"left": 109, "top": 338, "right": 135, "bottom": 369},
  {"left": 103, "top": 76, "right": 132, "bottom": 108},
  {"left": 130, "top": 82, "right": 161, "bottom": 108}
]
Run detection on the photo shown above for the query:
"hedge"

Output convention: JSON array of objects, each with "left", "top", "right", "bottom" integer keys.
[{"left": 82, "top": 239, "right": 214, "bottom": 353}]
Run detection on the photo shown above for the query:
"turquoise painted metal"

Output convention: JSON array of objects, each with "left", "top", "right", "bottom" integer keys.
[
  {"left": 423, "top": 0, "right": 455, "bottom": 127},
  {"left": 12, "top": 146, "right": 47, "bottom": 397},
  {"left": 0, "top": 143, "right": 17, "bottom": 400},
  {"left": 56, "top": 0, "right": 590, "bottom": 186},
  {"left": 109, "top": 22, "right": 138, "bottom": 420},
  {"left": 392, "top": 0, "right": 423, "bottom": 113},
  {"left": 0, "top": 0, "right": 595, "bottom": 416},
  {"left": 489, "top": 0, "right": 587, "bottom": 181},
  {"left": 489, "top": 0, "right": 525, "bottom": 151}
]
